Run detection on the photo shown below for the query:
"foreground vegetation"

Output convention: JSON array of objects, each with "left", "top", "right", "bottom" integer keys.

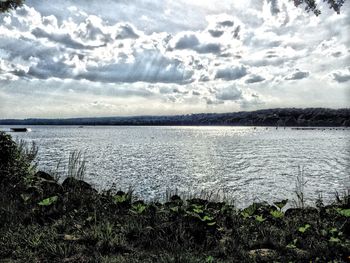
[{"left": 0, "top": 131, "right": 349, "bottom": 262}]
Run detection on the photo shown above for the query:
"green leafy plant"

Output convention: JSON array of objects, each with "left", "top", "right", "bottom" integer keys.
[
  {"left": 241, "top": 203, "right": 256, "bottom": 219},
  {"left": 206, "top": 255, "right": 214, "bottom": 263},
  {"left": 298, "top": 224, "right": 311, "bottom": 234},
  {"left": 329, "top": 237, "right": 341, "bottom": 243},
  {"left": 255, "top": 215, "right": 266, "bottom": 223},
  {"left": 336, "top": 208, "right": 350, "bottom": 217},
  {"left": 189, "top": 204, "right": 204, "bottom": 214},
  {"left": 270, "top": 210, "right": 284, "bottom": 219},
  {"left": 200, "top": 215, "right": 216, "bottom": 226},
  {"left": 286, "top": 238, "right": 298, "bottom": 249},
  {"left": 38, "top": 196, "right": 58, "bottom": 206},
  {"left": 274, "top": 199, "right": 288, "bottom": 210},
  {"left": 170, "top": 206, "right": 179, "bottom": 213},
  {"left": 131, "top": 203, "right": 147, "bottom": 214},
  {"left": 113, "top": 194, "right": 128, "bottom": 204}
]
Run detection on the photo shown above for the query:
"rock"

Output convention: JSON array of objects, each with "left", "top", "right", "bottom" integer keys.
[
  {"left": 41, "top": 180, "right": 63, "bottom": 196},
  {"left": 170, "top": 195, "right": 182, "bottom": 202},
  {"left": 287, "top": 248, "right": 311, "bottom": 260},
  {"left": 35, "top": 171, "right": 55, "bottom": 181},
  {"left": 167, "top": 195, "right": 183, "bottom": 206},
  {"left": 62, "top": 177, "right": 97, "bottom": 193},
  {"left": 207, "top": 201, "right": 226, "bottom": 210},
  {"left": 24, "top": 186, "right": 42, "bottom": 200},
  {"left": 187, "top": 198, "right": 208, "bottom": 206},
  {"left": 63, "top": 234, "right": 80, "bottom": 241},
  {"left": 248, "top": 249, "right": 278, "bottom": 262},
  {"left": 116, "top": 190, "right": 126, "bottom": 196},
  {"left": 285, "top": 207, "right": 319, "bottom": 217}
]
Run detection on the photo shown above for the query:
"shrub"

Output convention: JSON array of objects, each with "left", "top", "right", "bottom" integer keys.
[{"left": 0, "top": 131, "right": 37, "bottom": 198}]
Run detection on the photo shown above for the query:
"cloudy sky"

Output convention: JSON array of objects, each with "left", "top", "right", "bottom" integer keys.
[{"left": 0, "top": 0, "right": 349, "bottom": 118}]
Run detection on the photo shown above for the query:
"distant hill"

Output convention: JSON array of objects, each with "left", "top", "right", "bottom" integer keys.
[{"left": 1, "top": 108, "right": 349, "bottom": 127}]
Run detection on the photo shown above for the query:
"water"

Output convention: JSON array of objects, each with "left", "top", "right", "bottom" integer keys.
[{"left": 2, "top": 126, "right": 350, "bottom": 207}]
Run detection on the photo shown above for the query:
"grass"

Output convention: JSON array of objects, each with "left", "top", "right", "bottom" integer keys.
[
  {"left": 0, "top": 131, "right": 349, "bottom": 262},
  {"left": 67, "top": 150, "right": 87, "bottom": 180},
  {"left": 293, "top": 165, "right": 308, "bottom": 209}
]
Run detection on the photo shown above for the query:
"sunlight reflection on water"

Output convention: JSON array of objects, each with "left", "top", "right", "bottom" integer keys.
[{"left": 3, "top": 125, "right": 350, "bottom": 207}]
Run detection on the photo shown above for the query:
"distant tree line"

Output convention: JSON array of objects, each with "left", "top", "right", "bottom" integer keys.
[{"left": 1, "top": 108, "right": 349, "bottom": 127}]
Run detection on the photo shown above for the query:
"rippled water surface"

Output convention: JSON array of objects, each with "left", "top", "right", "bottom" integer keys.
[{"left": 3, "top": 126, "right": 350, "bottom": 206}]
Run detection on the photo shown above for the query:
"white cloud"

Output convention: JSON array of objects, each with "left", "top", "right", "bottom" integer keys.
[
  {"left": 215, "top": 85, "right": 243, "bottom": 101},
  {"left": 215, "top": 65, "right": 248, "bottom": 80},
  {"left": 331, "top": 67, "right": 350, "bottom": 83},
  {"left": 285, "top": 70, "right": 310, "bottom": 80},
  {"left": 0, "top": 0, "right": 349, "bottom": 118}
]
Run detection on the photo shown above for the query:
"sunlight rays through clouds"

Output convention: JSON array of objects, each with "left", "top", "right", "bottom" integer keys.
[{"left": 0, "top": 0, "right": 349, "bottom": 118}]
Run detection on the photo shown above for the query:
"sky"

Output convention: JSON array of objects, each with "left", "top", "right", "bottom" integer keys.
[{"left": 0, "top": 0, "right": 349, "bottom": 118}]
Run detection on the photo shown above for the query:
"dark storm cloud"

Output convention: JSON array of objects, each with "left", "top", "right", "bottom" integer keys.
[
  {"left": 285, "top": 71, "right": 310, "bottom": 80},
  {"left": 215, "top": 65, "right": 248, "bottom": 80}
]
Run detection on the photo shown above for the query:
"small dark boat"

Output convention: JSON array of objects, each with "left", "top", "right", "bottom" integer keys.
[{"left": 10, "top": 128, "right": 30, "bottom": 132}]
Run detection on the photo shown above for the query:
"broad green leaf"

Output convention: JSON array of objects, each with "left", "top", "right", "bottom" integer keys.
[
  {"left": 38, "top": 196, "right": 58, "bottom": 206},
  {"left": 113, "top": 194, "right": 128, "bottom": 204},
  {"left": 131, "top": 203, "right": 146, "bottom": 214},
  {"left": 329, "top": 237, "right": 340, "bottom": 243},
  {"left": 201, "top": 215, "right": 214, "bottom": 222},
  {"left": 170, "top": 206, "right": 179, "bottom": 213},
  {"left": 286, "top": 238, "right": 298, "bottom": 249},
  {"left": 193, "top": 208, "right": 204, "bottom": 214},
  {"left": 255, "top": 215, "right": 266, "bottom": 223},
  {"left": 298, "top": 224, "right": 311, "bottom": 233},
  {"left": 337, "top": 208, "right": 350, "bottom": 217},
  {"left": 270, "top": 210, "right": 284, "bottom": 219},
  {"left": 241, "top": 211, "right": 250, "bottom": 219},
  {"left": 206, "top": 256, "right": 214, "bottom": 263},
  {"left": 243, "top": 204, "right": 256, "bottom": 217}
]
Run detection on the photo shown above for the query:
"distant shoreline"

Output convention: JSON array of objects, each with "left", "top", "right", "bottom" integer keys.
[{"left": 1, "top": 108, "right": 350, "bottom": 127}]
